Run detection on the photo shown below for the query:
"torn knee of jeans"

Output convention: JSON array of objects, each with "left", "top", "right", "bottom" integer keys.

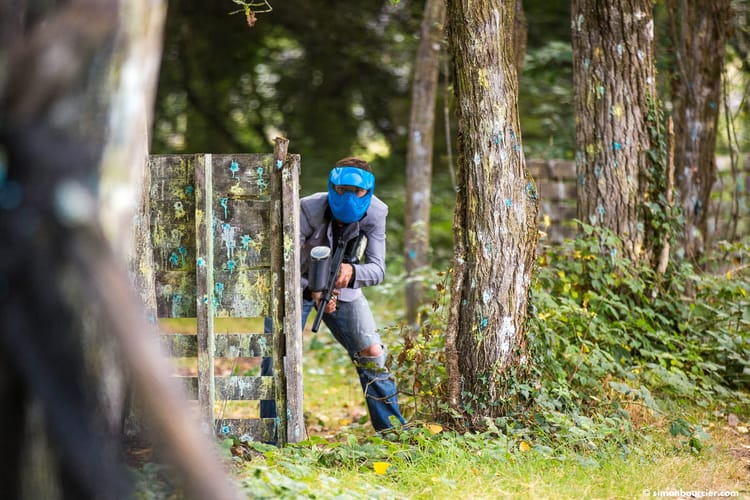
[
  {"left": 354, "top": 351, "right": 386, "bottom": 371},
  {"left": 358, "top": 344, "right": 383, "bottom": 357}
]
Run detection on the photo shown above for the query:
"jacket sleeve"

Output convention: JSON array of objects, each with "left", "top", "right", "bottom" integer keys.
[
  {"left": 299, "top": 202, "right": 313, "bottom": 291},
  {"left": 351, "top": 202, "right": 387, "bottom": 288}
]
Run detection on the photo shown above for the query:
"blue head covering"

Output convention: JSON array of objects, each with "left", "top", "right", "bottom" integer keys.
[{"left": 327, "top": 166, "right": 375, "bottom": 223}]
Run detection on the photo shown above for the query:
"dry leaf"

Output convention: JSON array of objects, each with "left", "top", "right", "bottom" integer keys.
[
  {"left": 519, "top": 440, "right": 532, "bottom": 452},
  {"left": 427, "top": 424, "right": 443, "bottom": 434}
]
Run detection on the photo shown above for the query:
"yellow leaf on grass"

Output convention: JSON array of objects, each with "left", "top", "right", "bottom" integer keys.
[
  {"left": 519, "top": 441, "right": 532, "bottom": 452},
  {"left": 427, "top": 424, "right": 443, "bottom": 434},
  {"left": 373, "top": 462, "right": 391, "bottom": 475},
  {"left": 338, "top": 419, "right": 352, "bottom": 426}
]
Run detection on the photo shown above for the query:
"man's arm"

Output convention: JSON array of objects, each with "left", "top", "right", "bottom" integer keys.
[{"left": 348, "top": 199, "right": 387, "bottom": 288}]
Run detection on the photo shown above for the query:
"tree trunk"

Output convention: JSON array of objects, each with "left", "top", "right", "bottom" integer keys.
[
  {"left": 668, "top": 0, "right": 732, "bottom": 262},
  {"left": 445, "top": 0, "right": 539, "bottom": 420},
  {"left": 513, "top": 0, "right": 527, "bottom": 75},
  {"left": 572, "top": 0, "right": 658, "bottom": 262},
  {"left": 0, "top": 1, "right": 241, "bottom": 498},
  {"left": 404, "top": 0, "right": 446, "bottom": 325}
]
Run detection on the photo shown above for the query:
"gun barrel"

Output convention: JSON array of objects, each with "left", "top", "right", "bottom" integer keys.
[{"left": 310, "top": 239, "right": 347, "bottom": 333}]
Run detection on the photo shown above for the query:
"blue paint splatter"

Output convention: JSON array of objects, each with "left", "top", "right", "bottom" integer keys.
[
  {"left": 276, "top": 159, "right": 283, "bottom": 170},
  {"left": 171, "top": 294, "right": 183, "bottom": 318},
  {"left": 597, "top": 205, "right": 605, "bottom": 219},
  {"left": 197, "top": 257, "right": 206, "bottom": 268},
  {"left": 612, "top": 142, "right": 622, "bottom": 152},
  {"left": 256, "top": 167, "right": 268, "bottom": 191},
  {"left": 222, "top": 425, "right": 231, "bottom": 435},
  {"left": 241, "top": 235, "right": 251, "bottom": 250},
  {"left": 526, "top": 182, "right": 537, "bottom": 200},
  {"left": 229, "top": 160, "right": 239, "bottom": 178},
  {"left": 479, "top": 317, "right": 488, "bottom": 329},
  {"left": 220, "top": 197, "right": 229, "bottom": 219},
  {"left": 227, "top": 260, "right": 236, "bottom": 273},
  {"left": 184, "top": 185, "right": 194, "bottom": 195},
  {"left": 169, "top": 252, "right": 179, "bottom": 267},
  {"left": 594, "top": 165, "right": 603, "bottom": 178},
  {"left": 408, "top": 249, "right": 417, "bottom": 259},
  {"left": 505, "top": 198, "right": 512, "bottom": 208}
]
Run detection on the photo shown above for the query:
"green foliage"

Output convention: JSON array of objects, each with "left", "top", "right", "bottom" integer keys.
[{"left": 387, "top": 225, "right": 749, "bottom": 455}]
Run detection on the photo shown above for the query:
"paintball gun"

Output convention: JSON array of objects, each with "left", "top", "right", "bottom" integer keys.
[{"left": 308, "top": 233, "right": 368, "bottom": 332}]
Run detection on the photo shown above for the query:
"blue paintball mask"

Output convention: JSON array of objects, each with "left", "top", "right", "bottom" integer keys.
[{"left": 327, "top": 166, "right": 375, "bottom": 224}]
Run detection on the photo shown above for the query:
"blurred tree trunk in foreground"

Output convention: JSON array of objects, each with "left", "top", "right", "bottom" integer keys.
[{"left": 0, "top": 1, "right": 240, "bottom": 498}]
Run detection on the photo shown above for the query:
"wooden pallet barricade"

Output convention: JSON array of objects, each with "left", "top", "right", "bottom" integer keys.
[{"left": 147, "top": 141, "right": 302, "bottom": 445}]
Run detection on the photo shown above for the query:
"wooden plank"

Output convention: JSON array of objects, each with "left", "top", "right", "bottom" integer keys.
[
  {"left": 212, "top": 269, "right": 271, "bottom": 318},
  {"left": 211, "top": 154, "right": 274, "bottom": 199},
  {"left": 215, "top": 418, "right": 276, "bottom": 442},
  {"left": 176, "top": 376, "right": 274, "bottom": 400},
  {"left": 269, "top": 139, "right": 288, "bottom": 446},
  {"left": 211, "top": 200, "right": 271, "bottom": 270},
  {"left": 195, "top": 154, "right": 216, "bottom": 425},
  {"left": 160, "top": 333, "right": 273, "bottom": 358},
  {"left": 536, "top": 179, "right": 577, "bottom": 202},
  {"left": 154, "top": 270, "right": 196, "bottom": 318},
  {"left": 280, "top": 149, "right": 304, "bottom": 444}
]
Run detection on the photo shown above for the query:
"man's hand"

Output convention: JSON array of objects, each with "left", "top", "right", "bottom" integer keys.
[
  {"left": 311, "top": 289, "right": 339, "bottom": 313},
  {"left": 335, "top": 263, "right": 354, "bottom": 288}
]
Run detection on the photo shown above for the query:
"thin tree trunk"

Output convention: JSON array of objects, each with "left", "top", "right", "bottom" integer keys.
[
  {"left": 668, "top": 0, "right": 732, "bottom": 262},
  {"left": 405, "top": 0, "right": 447, "bottom": 325}
]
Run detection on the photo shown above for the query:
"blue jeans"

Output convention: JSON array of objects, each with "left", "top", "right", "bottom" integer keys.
[{"left": 261, "top": 296, "right": 405, "bottom": 432}]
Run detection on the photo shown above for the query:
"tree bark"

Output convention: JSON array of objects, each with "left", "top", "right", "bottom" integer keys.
[
  {"left": 404, "top": 0, "right": 446, "bottom": 325},
  {"left": 445, "top": 0, "right": 538, "bottom": 420},
  {"left": 572, "top": 0, "right": 657, "bottom": 262},
  {"left": 668, "top": 0, "right": 732, "bottom": 262}
]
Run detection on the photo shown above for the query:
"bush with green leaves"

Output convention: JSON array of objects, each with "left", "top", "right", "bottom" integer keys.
[{"left": 389, "top": 226, "right": 749, "bottom": 450}]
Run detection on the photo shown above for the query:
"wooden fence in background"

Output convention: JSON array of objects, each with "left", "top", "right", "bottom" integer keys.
[{"left": 528, "top": 155, "right": 750, "bottom": 245}]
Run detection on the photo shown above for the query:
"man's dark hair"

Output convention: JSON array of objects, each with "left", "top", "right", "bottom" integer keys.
[{"left": 335, "top": 156, "right": 372, "bottom": 173}]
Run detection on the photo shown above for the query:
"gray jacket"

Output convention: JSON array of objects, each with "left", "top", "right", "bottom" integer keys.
[{"left": 300, "top": 192, "right": 388, "bottom": 303}]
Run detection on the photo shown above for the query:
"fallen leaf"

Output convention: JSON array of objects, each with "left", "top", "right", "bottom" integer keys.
[
  {"left": 373, "top": 462, "right": 391, "bottom": 475},
  {"left": 427, "top": 424, "right": 443, "bottom": 434},
  {"left": 338, "top": 419, "right": 352, "bottom": 426},
  {"left": 519, "top": 441, "right": 531, "bottom": 452}
]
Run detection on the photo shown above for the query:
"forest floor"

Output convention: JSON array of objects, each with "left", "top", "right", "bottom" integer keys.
[{"left": 130, "top": 321, "right": 750, "bottom": 499}]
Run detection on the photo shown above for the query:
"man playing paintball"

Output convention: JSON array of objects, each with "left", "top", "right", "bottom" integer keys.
[{"left": 261, "top": 156, "right": 405, "bottom": 432}]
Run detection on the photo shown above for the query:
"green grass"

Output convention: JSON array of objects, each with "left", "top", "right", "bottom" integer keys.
[{"left": 229, "top": 323, "right": 750, "bottom": 499}]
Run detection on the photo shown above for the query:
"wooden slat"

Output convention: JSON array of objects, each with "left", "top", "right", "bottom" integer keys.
[
  {"left": 195, "top": 154, "right": 216, "bottom": 425},
  {"left": 269, "top": 139, "right": 288, "bottom": 446},
  {"left": 211, "top": 154, "right": 274, "bottom": 199},
  {"left": 215, "top": 418, "right": 276, "bottom": 442},
  {"left": 280, "top": 149, "right": 304, "bottom": 444},
  {"left": 177, "top": 376, "right": 274, "bottom": 400},
  {"left": 154, "top": 270, "right": 196, "bottom": 318},
  {"left": 160, "top": 333, "right": 272, "bottom": 358},
  {"left": 212, "top": 269, "right": 271, "bottom": 318}
]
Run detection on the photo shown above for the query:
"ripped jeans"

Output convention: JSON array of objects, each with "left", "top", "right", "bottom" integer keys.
[{"left": 261, "top": 295, "right": 405, "bottom": 431}]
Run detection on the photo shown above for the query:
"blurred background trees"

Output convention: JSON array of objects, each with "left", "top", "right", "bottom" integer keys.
[{"left": 151, "top": 0, "right": 750, "bottom": 282}]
